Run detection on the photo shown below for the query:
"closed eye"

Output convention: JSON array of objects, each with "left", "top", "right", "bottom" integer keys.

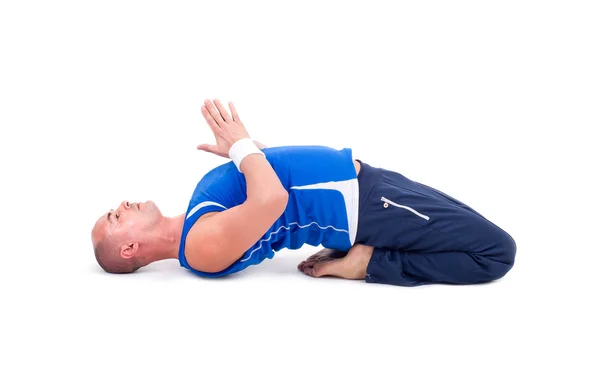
[{"left": 108, "top": 212, "right": 119, "bottom": 222}]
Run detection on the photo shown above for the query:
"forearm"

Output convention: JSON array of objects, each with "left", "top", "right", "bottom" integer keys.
[
  {"left": 240, "top": 154, "right": 288, "bottom": 206},
  {"left": 190, "top": 99, "right": 288, "bottom": 273},
  {"left": 188, "top": 153, "right": 287, "bottom": 274}
]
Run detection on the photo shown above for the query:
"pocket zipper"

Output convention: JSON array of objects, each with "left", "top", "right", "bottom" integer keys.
[{"left": 381, "top": 196, "right": 430, "bottom": 221}]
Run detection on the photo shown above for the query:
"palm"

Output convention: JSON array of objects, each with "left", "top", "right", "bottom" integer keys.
[{"left": 196, "top": 98, "right": 250, "bottom": 159}]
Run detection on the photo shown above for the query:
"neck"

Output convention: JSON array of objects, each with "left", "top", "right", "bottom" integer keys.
[{"left": 145, "top": 213, "right": 186, "bottom": 263}]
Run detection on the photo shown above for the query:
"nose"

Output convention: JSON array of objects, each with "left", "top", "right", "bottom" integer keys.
[{"left": 118, "top": 200, "right": 131, "bottom": 212}]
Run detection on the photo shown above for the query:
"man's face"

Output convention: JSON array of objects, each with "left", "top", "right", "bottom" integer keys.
[{"left": 92, "top": 200, "right": 163, "bottom": 246}]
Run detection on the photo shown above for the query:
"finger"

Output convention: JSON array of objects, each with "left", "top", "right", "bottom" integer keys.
[
  {"left": 213, "top": 99, "right": 232, "bottom": 122},
  {"left": 204, "top": 99, "right": 225, "bottom": 125},
  {"left": 229, "top": 101, "right": 240, "bottom": 122},
  {"left": 201, "top": 105, "right": 222, "bottom": 135}
]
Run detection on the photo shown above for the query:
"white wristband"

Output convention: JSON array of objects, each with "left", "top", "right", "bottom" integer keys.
[{"left": 229, "top": 138, "right": 265, "bottom": 172}]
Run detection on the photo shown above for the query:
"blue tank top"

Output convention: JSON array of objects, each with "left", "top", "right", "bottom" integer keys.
[{"left": 178, "top": 145, "right": 359, "bottom": 277}]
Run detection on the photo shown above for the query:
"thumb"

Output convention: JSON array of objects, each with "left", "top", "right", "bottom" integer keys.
[
  {"left": 197, "top": 144, "right": 219, "bottom": 153},
  {"left": 197, "top": 144, "right": 228, "bottom": 158}
]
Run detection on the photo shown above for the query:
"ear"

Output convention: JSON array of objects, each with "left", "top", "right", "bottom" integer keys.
[{"left": 120, "top": 242, "right": 139, "bottom": 259}]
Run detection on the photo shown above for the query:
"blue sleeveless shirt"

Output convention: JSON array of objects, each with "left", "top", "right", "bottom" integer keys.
[{"left": 178, "top": 145, "right": 359, "bottom": 277}]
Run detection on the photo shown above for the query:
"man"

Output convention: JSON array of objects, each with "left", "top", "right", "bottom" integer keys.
[{"left": 91, "top": 99, "right": 516, "bottom": 286}]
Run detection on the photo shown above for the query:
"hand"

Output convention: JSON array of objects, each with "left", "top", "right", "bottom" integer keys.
[
  {"left": 199, "top": 139, "right": 267, "bottom": 159},
  {"left": 197, "top": 99, "right": 250, "bottom": 158}
]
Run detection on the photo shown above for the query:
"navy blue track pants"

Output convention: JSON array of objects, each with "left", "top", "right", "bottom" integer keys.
[{"left": 354, "top": 160, "right": 517, "bottom": 286}]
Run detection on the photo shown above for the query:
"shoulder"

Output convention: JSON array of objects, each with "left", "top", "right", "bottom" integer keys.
[
  {"left": 188, "top": 161, "right": 243, "bottom": 209},
  {"left": 197, "top": 161, "right": 239, "bottom": 187},
  {"left": 183, "top": 211, "right": 223, "bottom": 273}
]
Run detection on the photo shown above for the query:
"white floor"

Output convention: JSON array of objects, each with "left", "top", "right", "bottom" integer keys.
[{"left": 1, "top": 1, "right": 599, "bottom": 379}]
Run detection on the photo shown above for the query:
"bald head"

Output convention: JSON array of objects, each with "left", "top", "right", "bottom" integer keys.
[
  {"left": 93, "top": 235, "right": 140, "bottom": 274},
  {"left": 91, "top": 200, "right": 166, "bottom": 274}
]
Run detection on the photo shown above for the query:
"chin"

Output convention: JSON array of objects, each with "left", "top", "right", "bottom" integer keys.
[{"left": 145, "top": 200, "right": 161, "bottom": 213}]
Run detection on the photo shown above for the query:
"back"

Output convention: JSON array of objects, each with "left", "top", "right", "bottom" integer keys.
[{"left": 178, "top": 145, "right": 359, "bottom": 277}]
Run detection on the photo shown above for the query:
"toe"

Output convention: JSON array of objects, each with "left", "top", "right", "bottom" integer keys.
[
  {"left": 313, "top": 260, "right": 339, "bottom": 278},
  {"left": 303, "top": 265, "right": 313, "bottom": 276}
]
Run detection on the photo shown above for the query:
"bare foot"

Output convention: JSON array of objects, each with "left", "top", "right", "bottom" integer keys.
[
  {"left": 299, "top": 244, "right": 374, "bottom": 280},
  {"left": 297, "top": 248, "right": 346, "bottom": 272}
]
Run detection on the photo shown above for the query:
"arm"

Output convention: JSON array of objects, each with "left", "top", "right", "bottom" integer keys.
[
  {"left": 187, "top": 154, "right": 288, "bottom": 273},
  {"left": 185, "top": 99, "right": 287, "bottom": 273}
]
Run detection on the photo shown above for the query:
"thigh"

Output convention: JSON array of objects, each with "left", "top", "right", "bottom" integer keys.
[{"left": 356, "top": 169, "right": 513, "bottom": 255}]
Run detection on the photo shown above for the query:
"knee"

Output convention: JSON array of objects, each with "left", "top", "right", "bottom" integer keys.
[
  {"left": 487, "top": 231, "right": 517, "bottom": 281},
  {"left": 500, "top": 231, "right": 517, "bottom": 266}
]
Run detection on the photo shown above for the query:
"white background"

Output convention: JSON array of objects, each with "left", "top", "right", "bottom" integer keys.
[{"left": 1, "top": 1, "right": 598, "bottom": 379}]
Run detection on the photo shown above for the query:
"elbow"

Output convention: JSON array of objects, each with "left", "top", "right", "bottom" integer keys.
[
  {"left": 255, "top": 187, "right": 289, "bottom": 213},
  {"left": 270, "top": 188, "right": 289, "bottom": 214},
  {"left": 274, "top": 188, "right": 289, "bottom": 210}
]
